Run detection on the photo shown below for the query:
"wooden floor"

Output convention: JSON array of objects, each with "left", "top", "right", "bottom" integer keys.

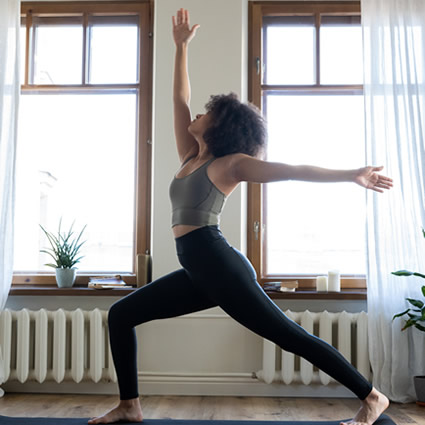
[{"left": 0, "top": 394, "right": 423, "bottom": 424}]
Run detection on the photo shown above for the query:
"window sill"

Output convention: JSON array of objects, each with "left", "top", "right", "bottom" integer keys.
[
  {"left": 9, "top": 284, "right": 137, "bottom": 296},
  {"left": 9, "top": 285, "right": 366, "bottom": 299},
  {"left": 265, "top": 288, "right": 367, "bottom": 300}
]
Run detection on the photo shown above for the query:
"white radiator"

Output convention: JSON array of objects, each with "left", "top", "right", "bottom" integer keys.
[
  {"left": 255, "top": 310, "right": 370, "bottom": 386},
  {"left": 0, "top": 308, "right": 117, "bottom": 384}
]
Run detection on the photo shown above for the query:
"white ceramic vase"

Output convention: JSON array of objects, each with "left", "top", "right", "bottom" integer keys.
[{"left": 55, "top": 268, "right": 77, "bottom": 288}]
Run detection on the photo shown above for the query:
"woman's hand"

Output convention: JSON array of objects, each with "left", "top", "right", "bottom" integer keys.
[
  {"left": 172, "top": 8, "right": 200, "bottom": 46},
  {"left": 354, "top": 166, "right": 393, "bottom": 193}
]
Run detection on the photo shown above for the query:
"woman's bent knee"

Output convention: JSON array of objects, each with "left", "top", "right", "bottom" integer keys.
[
  {"left": 108, "top": 296, "right": 151, "bottom": 330},
  {"left": 108, "top": 300, "right": 131, "bottom": 328}
]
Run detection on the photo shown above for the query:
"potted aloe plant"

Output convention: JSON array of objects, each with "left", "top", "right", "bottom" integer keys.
[
  {"left": 39, "top": 220, "right": 87, "bottom": 288},
  {"left": 392, "top": 228, "right": 425, "bottom": 406}
]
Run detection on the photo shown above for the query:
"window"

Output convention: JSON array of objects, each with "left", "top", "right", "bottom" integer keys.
[
  {"left": 248, "top": 2, "right": 366, "bottom": 289},
  {"left": 13, "top": 2, "right": 152, "bottom": 285}
]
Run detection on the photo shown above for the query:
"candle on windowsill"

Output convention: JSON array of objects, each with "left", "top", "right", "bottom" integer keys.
[
  {"left": 316, "top": 275, "right": 328, "bottom": 292},
  {"left": 328, "top": 269, "right": 341, "bottom": 292}
]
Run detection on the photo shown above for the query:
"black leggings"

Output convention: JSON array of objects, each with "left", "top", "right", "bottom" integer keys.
[{"left": 108, "top": 225, "right": 372, "bottom": 401}]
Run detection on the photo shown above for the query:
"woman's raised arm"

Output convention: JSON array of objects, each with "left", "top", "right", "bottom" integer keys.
[
  {"left": 172, "top": 8, "right": 200, "bottom": 163},
  {"left": 229, "top": 154, "right": 393, "bottom": 193}
]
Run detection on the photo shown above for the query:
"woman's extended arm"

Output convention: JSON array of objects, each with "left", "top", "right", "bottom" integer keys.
[
  {"left": 230, "top": 154, "right": 393, "bottom": 193},
  {"left": 172, "top": 9, "right": 200, "bottom": 162}
]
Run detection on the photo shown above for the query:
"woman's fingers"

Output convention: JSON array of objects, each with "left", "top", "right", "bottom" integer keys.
[
  {"left": 179, "top": 8, "right": 187, "bottom": 25},
  {"left": 191, "top": 24, "right": 200, "bottom": 35},
  {"left": 375, "top": 174, "right": 393, "bottom": 186},
  {"left": 375, "top": 182, "right": 391, "bottom": 190},
  {"left": 174, "top": 9, "right": 191, "bottom": 27},
  {"left": 380, "top": 175, "right": 393, "bottom": 184},
  {"left": 372, "top": 175, "right": 392, "bottom": 191},
  {"left": 172, "top": 10, "right": 181, "bottom": 27}
]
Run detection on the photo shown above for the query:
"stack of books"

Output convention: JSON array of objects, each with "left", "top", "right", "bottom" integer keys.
[
  {"left": 88, "top": 275, "right": 133, "bottom": 290},
  {"left": 263, "top": 281, "right": 298, "bottom": 292}
]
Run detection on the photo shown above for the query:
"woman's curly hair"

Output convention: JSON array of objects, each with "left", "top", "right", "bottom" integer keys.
[{"left": 203, "top": 93, "right": 267, "bottom": 158}]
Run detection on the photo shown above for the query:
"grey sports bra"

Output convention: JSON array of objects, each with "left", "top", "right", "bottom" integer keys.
[{"left": 169, "top": 157, "right": 226, "bottom": 228}]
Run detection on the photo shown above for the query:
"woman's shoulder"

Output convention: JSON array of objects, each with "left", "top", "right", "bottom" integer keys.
[
  {"left": 214, "top": 152, "right": 250, "bottom": 165},
  {"left": 207, "top": 154, "right": 244, "bottom": 195},
  {"left": 213, "top": 153, "right": 256, "bottom": 172},
  {"left": 212, "top": 152, "right": 267, "bottom": 185},
  {"left": 210, "top": 153, "right": 254, "bottom": 183}
]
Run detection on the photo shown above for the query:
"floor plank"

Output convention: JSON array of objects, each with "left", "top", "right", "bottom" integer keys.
[{"left": 0, "top": 394, "right": 423, "bottom": 424}]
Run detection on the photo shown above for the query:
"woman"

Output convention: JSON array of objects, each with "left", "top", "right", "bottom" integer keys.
[{"left": 88, "top": 9, "right": 392, "bottom": 425}]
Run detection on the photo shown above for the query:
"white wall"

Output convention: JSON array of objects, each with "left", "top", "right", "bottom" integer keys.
[
  {"left": 4, "top": 0, "right": 367, "bottom": 398},
  {"left": 151, "top": 0, "right": 248, "bottom": 279}
]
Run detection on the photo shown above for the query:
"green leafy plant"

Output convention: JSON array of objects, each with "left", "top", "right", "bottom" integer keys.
[
  {"left": 392, "top": 228, "right": 425, "bottom": 332},
  {"left": 40, "top": 219, "right": 87, "bottom": 269}
]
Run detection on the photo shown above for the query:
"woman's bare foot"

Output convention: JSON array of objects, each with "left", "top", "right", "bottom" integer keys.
[
  {"left": 88, "top": 397, "right": 143, "bottom": 424},
  {"left": 340, "top": 387, "right": 390, "bottom": 425}
]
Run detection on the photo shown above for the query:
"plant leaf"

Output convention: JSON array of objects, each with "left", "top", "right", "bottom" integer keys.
[
  {"left": 40, "top": 224, "right": 60, "bottom": 252},
  {"left": 40, "top": 249, "right": 60, "bottom": 263},
  {"left": 392, "top": 270, "right": 414, "bottom": 276},
  {"left": 39, "top": 221, "right": 86, "bottom": 269},
  {"left": 415, "top": 323, "right": 425, "bottom": 332},
  {"left": 70, "top": 256, "right": 85, "bottom": 268},
  {"left": 401, "top": 319, "right": 415, "bottom": 330},
  {"left": 393, "top": 309, "right": 410, "bottom": 320},
  {"left": 407, "top": 298, "right": 424, "bottom": 309},
  {"left": 70, "top": 225, "right": 86, "bottom": 257},
  {"left": 70, "top": 240, "right": 86, "bottom": 260},
  {"left": 407, "top": 312, "right": 420, "bottom": 320}
]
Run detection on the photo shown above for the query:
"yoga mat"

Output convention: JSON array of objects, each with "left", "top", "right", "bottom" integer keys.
[{"left": 0, "top": 415, "right": 397, "bottom": 425}]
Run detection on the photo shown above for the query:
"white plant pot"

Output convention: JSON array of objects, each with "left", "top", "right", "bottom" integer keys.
[{"left": 55, "top": 268, "right": 77, "bottom": 288}]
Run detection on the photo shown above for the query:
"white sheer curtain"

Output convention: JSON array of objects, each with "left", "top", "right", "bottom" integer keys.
[
  {"left": 362, "top": 0, "right": 425, "bottom": 402},
  {"left": 0, "top": 0, "right": 20, "bottom": 397}
]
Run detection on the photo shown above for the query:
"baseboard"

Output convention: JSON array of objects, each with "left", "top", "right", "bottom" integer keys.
[
  {"left": 1, "top": 372, "right": 356, "bottom": 398},
  {"left": 138, "top": 373, "right": 355, "bottom": 398},
  {"left": 1, "top": 380, "right": 118, "bottom": 396}
]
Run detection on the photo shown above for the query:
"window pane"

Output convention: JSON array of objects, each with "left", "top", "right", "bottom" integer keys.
[
  {"left": 33, "top": 17, "right": 83, "bottom": 84},
  {"left": 264, "top": 94, "right": 366, "bottom": 275},
  {"left": 14, "top": 93, "right": 137, "bottom": 273},
  {"left": 320, "top": 16, "right": 363, "bottom": 85},
  {"left": 263, "top": 17, "right": 315, "bottom": 85},
  {"left": 89, "top": 16, "right": 138, "bottom": 84}
]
